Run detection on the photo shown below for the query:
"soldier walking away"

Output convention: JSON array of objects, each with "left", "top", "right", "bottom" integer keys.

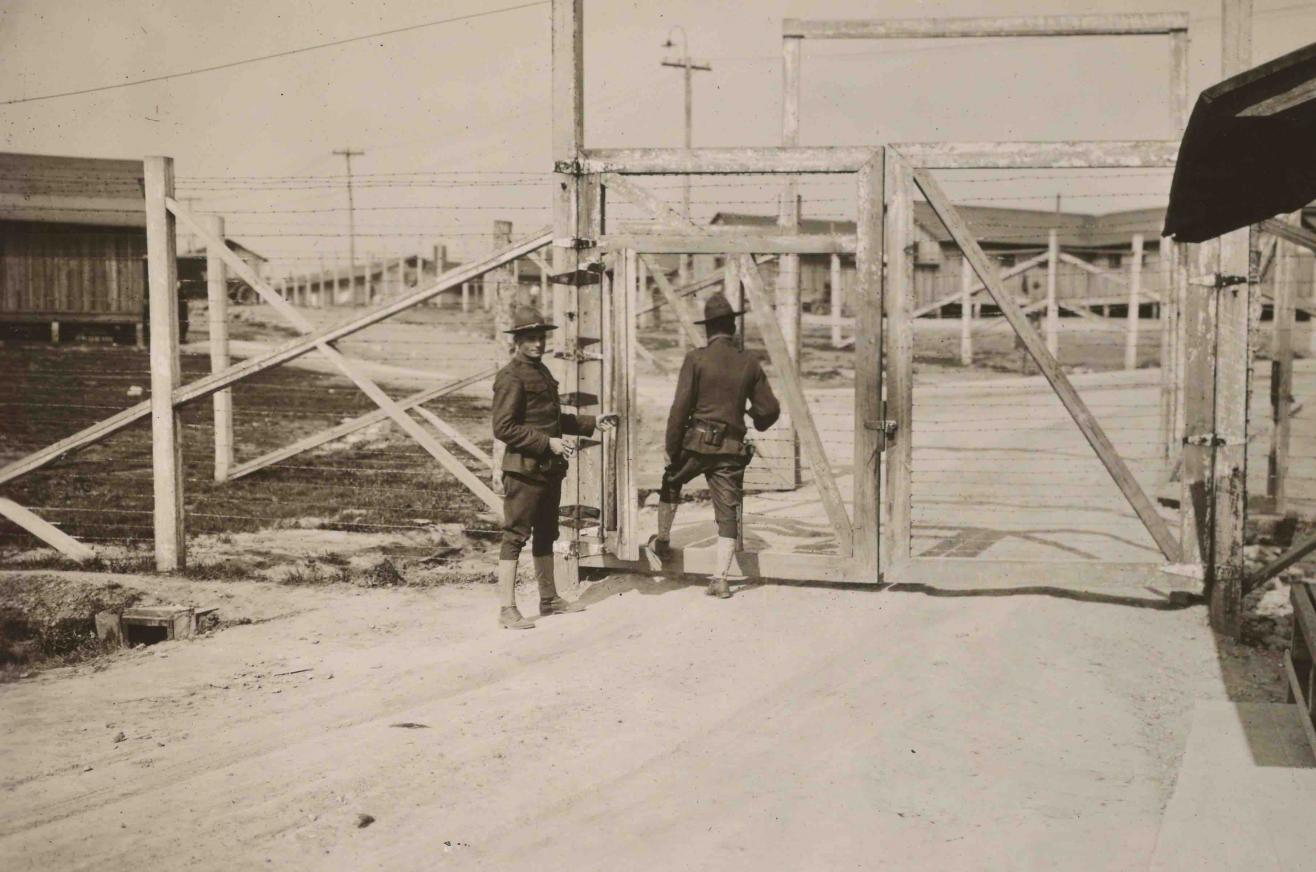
[
  {"left": 647, "top": 293, "right": 780, "bottom": 598},
  {"left": 491, "top": 305, "right": 618, "bottom": 629}
]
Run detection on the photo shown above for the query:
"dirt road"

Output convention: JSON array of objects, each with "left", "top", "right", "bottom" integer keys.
[{"left": 0, "top": 569, "right": 1266, "bottom": 871}]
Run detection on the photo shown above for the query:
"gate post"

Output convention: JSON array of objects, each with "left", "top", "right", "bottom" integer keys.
[
  {"left": 853, "top": 148, "right": 885, "bottom": 577},
  {"left": 144, "top": 156, "right": 185, "bottom": 571},
  {"left": 205, "top": 214, "right": 233, "bottom": 482},
  {"left": 883, "top": 150, "right": 915, "bottom": 567}
]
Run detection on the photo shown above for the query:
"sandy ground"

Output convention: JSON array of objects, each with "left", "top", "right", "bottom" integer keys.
[
  {"left": 2, "top": 306, "right": 1309, "bottom": 869},
  {"left": 0, "top": 566, "right": 1284, "bottom": 871}
]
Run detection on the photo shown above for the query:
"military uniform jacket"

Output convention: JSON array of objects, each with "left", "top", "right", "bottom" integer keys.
[
  {"left": 664, "top": 335, "right": 781, "bottom": 459},
  {"left": 492, "top": 354, "right": 596, "bottom": 482}
]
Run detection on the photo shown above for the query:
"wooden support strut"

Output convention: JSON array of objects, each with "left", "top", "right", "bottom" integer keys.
[
  {"left": 738, "top": 256, "right": 855, "bottom": 556},
  {"left": 910, "top": 163, "right": 1181, "bottom": 562},
  {"left": 638, "top": 254, "right": 702, "bottom": 347},
  {"left": 0, "top": 230, "right": 551, "bottom": 489},
  {"left": 230, "top": 368, "right": 497, "bottom": 480},
  {"left": 144, "top": 156, "right": 185, "bottom": 571},
  {"left": 168, "top": 198, "right": 502, "bottom": 513},
  {"left": 0, "top": 498, "right": 95, "bottom": 562}
]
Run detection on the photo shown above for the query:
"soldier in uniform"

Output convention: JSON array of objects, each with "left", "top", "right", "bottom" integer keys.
[
  {"left": 647, "top": 293, "right": 780, "bottom": 598},
  {"left": 491, "top": 304, "right": 618, "bottom": 629}
]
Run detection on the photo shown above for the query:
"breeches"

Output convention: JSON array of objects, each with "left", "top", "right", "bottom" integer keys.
[
  {"left": 500, "top": 472, "right": 561, "bottom": 560},
  {"left": 659, "top": 452, "right": 746, "bottom": 539}
]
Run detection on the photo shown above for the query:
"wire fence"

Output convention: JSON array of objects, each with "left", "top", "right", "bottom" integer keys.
[{"left": 7, "top": 167, "right": 1309, "bottom": 575}]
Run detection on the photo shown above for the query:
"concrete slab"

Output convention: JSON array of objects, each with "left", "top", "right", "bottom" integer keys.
[{"left": 1151, "top": 701, "right": 1316, "bottom": 872}]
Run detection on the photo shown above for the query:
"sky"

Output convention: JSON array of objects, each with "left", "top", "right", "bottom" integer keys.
[{"left": 1, "top": 0, "right": 1313, "bottom": 276}]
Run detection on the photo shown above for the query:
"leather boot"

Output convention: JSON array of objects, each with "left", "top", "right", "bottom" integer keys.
[
  {"left": 497, "top": 559, "right": 534, "bottom": 629},
  {"left": 706, "top": 536, "right": 736, "bottom": 599},
  {"left": 648, "top": 502, "right": 677, "bottom": 562},
  {"left": 535, "top": 555, "right": 585, "bottom": 616}
]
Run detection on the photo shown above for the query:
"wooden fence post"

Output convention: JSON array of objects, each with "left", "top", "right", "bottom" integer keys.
[
  {"left": 885, "top": 152, "right": 915, "bottom": 565},
  {"left": 960, "top": 255, "right": 973, "bottom": 365},
  {"left": 854, "top": 149, "right": 885, "bottom": 577},
  {"left": 205, "top": 214, "right": 232, "bottom": 482},
  {"left": 830, "top": 253, "right": 844, "bottom": 348},
  {"left": 144, "top": 156, "right": 185, "bottom": 571},
  {"left": 1269, "top": 215, "right": 1299, "bottom": 512},
  {"left": 1125, "top": 233, "right": 1144, "bottom": 370},
  {"left": 1202, "top": 0, "right": 1254, "bottom": 636},
  {"left": 1046, "top": 229, "right": 1059, "bottom": 356}
]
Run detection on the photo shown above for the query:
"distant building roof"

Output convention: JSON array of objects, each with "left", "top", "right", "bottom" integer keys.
[{"left": 0, "top": 151, "right": 145, "bottom": 229}]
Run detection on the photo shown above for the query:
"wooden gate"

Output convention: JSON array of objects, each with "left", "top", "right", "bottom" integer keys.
[{"left": 883, "top": 150, "right": 1187, "bottom": 591}]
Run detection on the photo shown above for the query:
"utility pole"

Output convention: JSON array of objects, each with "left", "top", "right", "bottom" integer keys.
[
  {"left": 333, "top": 147, "right": 365, "bottom": 304},
  {"left": 661, "top": 28, "right": 711, "bottom": 292}
]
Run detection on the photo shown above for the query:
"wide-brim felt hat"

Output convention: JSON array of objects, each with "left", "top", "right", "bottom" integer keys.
[
  {"left": 504, "top": 304, "right": 558, "bottom": 334},
  {"left": 693, "top": 292, "right": 745, "bottom": 324}
]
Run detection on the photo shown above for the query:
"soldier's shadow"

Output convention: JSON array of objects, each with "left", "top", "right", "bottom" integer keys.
[{"left": 576, "top": 568, "right": 704, "bottom": 604}]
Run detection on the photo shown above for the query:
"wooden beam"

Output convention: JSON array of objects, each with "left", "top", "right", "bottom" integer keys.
[
  {"left": 640, "top": 254, "right": 702, "bottom": 347},
  {"left": 830, "top": 253, "right": 844, "bottom": 349},
  {"left": 1206, "top": 0, "right": 1253, "bottom": 636},
  {"left": 614, "top": 249, "right": 639, "bottom": 560},
  {"left": 896, "top": 140, "right": 1179, "bottom": 169},
  {"left": 853, "top": 152, "right": 884, "bottom": 575},
  {"left": 738, "top": 256, "right": 854, "bottom": 556},
  {"left": 144, "top": 156, "right": 185, "bottom": 571},
  {"left": 169, "top": 198, "right": 502, "bottom": 514},
  {"left": 598, "top": 233, "right": 855, "bottom": 254},
  {"left": 1261, "top": 217, "right": 1316, "bottom": 255},
  {"left": 0, "top": 498, "right": 94, "bottom": 562},
  {"left": 959, "top": 257, "right": 973, "bottom": 365},
  {"left": 1046, "top": 229, "right": 1060, "bottom": 356},
  {"left": 783, "top": 13, "right": 1188, "bottom": 39},
  {"left": 1125, "top": 234, "right": 1145, "bottom": 370},
  {"left": 205, "top": 214, "right": 233, "bottom": 482},
  {"left": 230, "top": 368, "right": 495, "bottom": 480},
  {"left": 584, "top": 142, "right": 1179, "bottom": 174},
  {"left": 1269, "top": 217, "right": 1298, "bottom": 512},
  {"left": 886, "top": 154, "right": 916, "bottom": 564},
  {"left": 0, "top": 230, "right": 550, "bottom": 489},
  {"left": 911, "top": 163, "right": 1181, "bottom": 562},
  {"left": 413, "top": 406, "right": 493, "bottom": 470}
]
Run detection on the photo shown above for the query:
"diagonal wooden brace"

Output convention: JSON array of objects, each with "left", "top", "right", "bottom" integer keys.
[
  {"left": 169, "top": 199, "right": 500, "bottom": 513},
  {"left": 738, "top": 256, "right": 855, "bottom": 556},
  {"left": 910, "top": 163, "right": 1181, "bottom": 562},
  {"left": 0, "top": 498, "right": 95, "bottom": 562}
]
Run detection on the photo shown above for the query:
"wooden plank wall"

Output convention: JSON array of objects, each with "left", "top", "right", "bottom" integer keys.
[{"left": 0, "top": 222, "right": 146, "bottom": 316}]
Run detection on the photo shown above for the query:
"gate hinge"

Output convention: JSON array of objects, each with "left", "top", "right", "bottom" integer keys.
[
  {"left": 553, "top": 236, "right": 597, "bottom": 250},
  {"left": 553, "top": 159, "right": 584, "bottom": 175},
  {"left": 864, "top": 419, "right": 899, "bottom": 450},
  {"left": 553, "top": 348, "right": 604, "bottom": 363},
  {"left": 1183, "top": 432, "right": 1243, "bottom": 447},
  {"left": 1189, "top": 273, "right": 1250, "bottom": 290},
  {"left": 549, "top": 268, "right": 603, "bottom": 286}
]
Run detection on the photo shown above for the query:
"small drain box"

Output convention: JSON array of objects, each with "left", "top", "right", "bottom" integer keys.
[{"left": 97, "top": 606, "right": 196, "bottom": 648}]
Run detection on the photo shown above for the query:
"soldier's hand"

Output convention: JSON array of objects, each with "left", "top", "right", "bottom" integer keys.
[
  {"left": 548, "top": 437, "right": 574, "bottom": 458},
  {"left": 597, "top": 414, "right": 620, "bottom": 432}
]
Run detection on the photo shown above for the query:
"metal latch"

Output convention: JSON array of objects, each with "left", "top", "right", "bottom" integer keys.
[
  {"left": 553, "top": 159, "right": 584, "bottom": 175},
  {"left": 864, "top": 419, "right": 899, "bottom": 450},
  {"left": 1189, "top": 273, "right": 1249, "bottom": 290},
  {"left": 1183, "top": 432, "right": 1242, "bottom": 447}
]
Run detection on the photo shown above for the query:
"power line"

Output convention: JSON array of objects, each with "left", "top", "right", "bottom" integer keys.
[{"left": 0, "top": 1, "right": 549, "bottom": 107}]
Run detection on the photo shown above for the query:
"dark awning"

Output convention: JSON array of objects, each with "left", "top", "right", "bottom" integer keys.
[{"left": 1163, "top": 41, "right": 1316, "bottom": 243}]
